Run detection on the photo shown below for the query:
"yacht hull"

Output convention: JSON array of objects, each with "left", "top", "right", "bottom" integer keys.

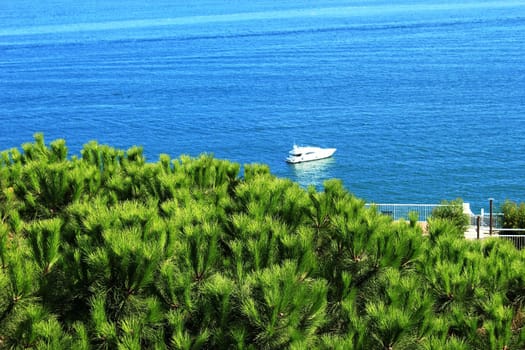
[{"left": 286, "top": 146, "right": 336, "bottom": 164}]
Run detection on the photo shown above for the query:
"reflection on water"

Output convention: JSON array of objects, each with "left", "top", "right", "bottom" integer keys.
[{"left": 289, "top": 157, "right": 335, "bottom": 188}]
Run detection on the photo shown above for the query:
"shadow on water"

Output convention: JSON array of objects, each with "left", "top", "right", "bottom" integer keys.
[{"left": 288, "top": 157, "right": 336, "bottom": 189}]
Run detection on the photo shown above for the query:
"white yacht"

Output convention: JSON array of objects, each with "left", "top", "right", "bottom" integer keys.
[{"left": 286, "top": 144, "right": 336, "bottom": 164}]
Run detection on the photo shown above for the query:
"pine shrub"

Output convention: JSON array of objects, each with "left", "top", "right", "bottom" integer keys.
[{"left": 0, "top": 134, "right": 524, "bottom": 349}]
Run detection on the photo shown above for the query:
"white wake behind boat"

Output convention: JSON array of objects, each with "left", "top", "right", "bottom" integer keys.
[{"left": 286, "top": 144, "right": 336, "bottom": 164}]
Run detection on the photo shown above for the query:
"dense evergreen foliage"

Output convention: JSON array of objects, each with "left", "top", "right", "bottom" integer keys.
[
  {"left": 1, "top": 134, "right": 525, "bottom": 349},
  {"left": 502, "top": 200, "right": 525, "bottom": 230},
  {"left": 430, "top": 199, "right": 470, "bottom": 233}
]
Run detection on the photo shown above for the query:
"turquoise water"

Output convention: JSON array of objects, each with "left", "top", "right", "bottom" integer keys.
[{"left": 1, "top": 0, "right": 525, "bottom": 212}]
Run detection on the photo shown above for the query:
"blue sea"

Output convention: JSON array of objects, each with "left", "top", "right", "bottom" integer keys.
[{"left": 1, "top": 0, "right": 525, "bottom": 212}]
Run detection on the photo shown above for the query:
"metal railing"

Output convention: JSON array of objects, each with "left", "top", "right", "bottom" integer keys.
[
  {"left": 365, "top": 204, "right": 525, "bottom": 250},
  {"left": 366, "top": 203, "right": 447, "bottom": 221},
  {"left": 477, "top": 213, "right": 504, "bottom": 228},
  {"left": 471, "top": 226, "right": 525, "bottom": 249},
  {"left": 500, "top": 236, "right": 525, "bottom": 250},
  {"left": 494, "top": 230, "right": 525, "bottom": 250}
]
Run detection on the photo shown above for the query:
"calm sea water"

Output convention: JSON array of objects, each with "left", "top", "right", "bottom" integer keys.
[{"left": 1, "top": 0, "right": 525, "bottom": 212}]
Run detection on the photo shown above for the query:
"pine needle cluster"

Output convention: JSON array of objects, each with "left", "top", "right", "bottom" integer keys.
[{"left": 1, "top": 134, "right": 525, "bottom": 349}]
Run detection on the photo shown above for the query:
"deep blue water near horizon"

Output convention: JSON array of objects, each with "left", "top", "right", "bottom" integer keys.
[{"left": 1, "top": 0, "right": 525, "bottom": 213}]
